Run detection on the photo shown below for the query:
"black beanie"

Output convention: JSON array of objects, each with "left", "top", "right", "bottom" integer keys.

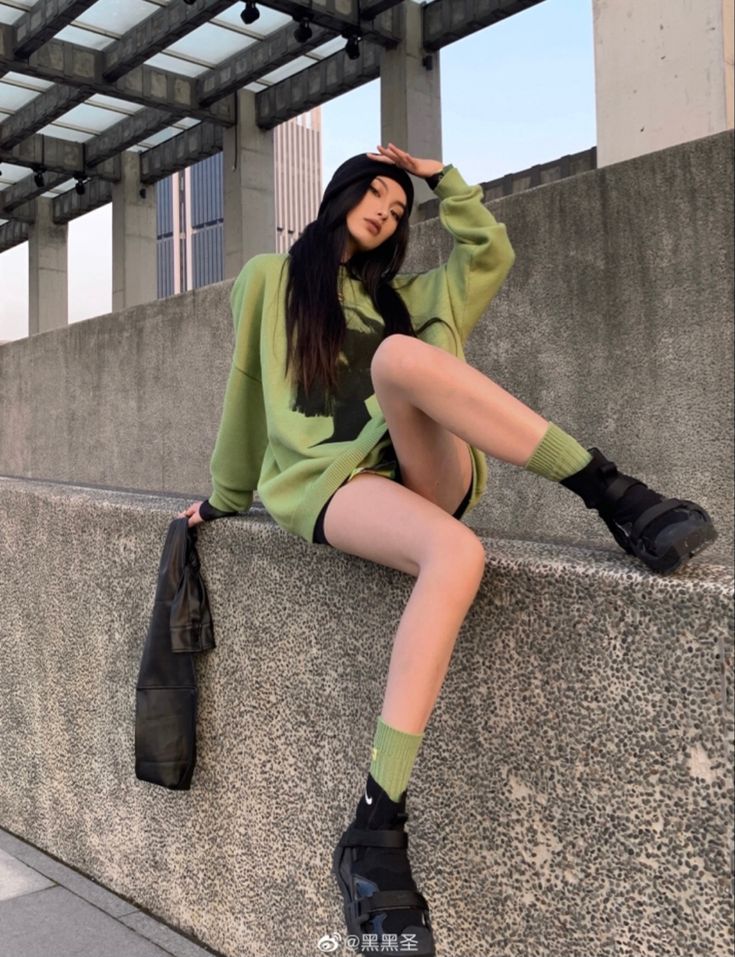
[{"left": 318, "top": 154, "right": 414, "bottom": 220}]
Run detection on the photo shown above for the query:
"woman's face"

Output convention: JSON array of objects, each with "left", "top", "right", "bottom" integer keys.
[{"left": 342, "top": 175, "right": 407, "bottom": 261}]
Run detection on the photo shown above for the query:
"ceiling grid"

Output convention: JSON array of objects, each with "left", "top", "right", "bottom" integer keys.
[{"left": 0, "top": 0, "right": 542, "bottom": 252}]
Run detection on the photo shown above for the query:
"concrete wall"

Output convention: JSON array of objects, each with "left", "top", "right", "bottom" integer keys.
[
  {"left": 726, "top": 0, "right": 735, "bottom": 129},
  {"left": 593, "top": 0, "right": 734, "bottom": 166},
  {"left": 1, "top": 130, "right": 731, "bottom": 565},
  {"left": 0, "top": 477, "right": 732, "bottom": 957}
]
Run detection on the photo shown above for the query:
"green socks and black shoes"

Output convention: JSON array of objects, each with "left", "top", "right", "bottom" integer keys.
[
  {"left": 527, "top": 422, "right": 716, "bottom": 574},
  {"left": 333, "top": 420, "right": 717, "bottom": 956}
]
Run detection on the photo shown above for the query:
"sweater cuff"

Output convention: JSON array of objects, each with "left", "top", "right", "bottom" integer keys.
[
  {"left": 425, "top": 164, "right": 453, "bottom": 190},
  {"left": 199, "top": 498, "right": 238, "bottom": 522}
]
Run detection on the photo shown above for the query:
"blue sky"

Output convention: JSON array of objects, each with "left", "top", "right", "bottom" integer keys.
[
  {"left": 322, "top": 0, "right": 596, "bottom": 187},
  {"left": 0, "top": 0, "right": 595, "bottom": 340}
]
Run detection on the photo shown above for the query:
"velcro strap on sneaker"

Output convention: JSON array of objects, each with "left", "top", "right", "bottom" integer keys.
[
  {"left": 355, "top": 889, "right": 428, "bottom": 922},
  {"left": 341, "top": 827, "right": 408, "bottom": 848},
  {"left": 598, "top": 473, "right": 640, "bottom": 512},
  {"left": 630, "top": 498, "right": 688, "bottom": 540}
]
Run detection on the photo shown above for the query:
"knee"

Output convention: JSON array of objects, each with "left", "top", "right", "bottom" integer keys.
[
  {"left": 428, "top": 528, "right": 486, "bottom": 587},
  {"left": 459, "top": 532, "right": 487, "bottom": 584},
  {"left": 371, "top": 334, "right": 420, "bottom": 385}
]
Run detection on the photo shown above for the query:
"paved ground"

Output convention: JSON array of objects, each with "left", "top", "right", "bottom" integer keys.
[{"left": 0, "top": 827, "right": 222, "bottom": 957}]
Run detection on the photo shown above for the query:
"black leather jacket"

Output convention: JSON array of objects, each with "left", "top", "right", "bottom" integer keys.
[{"left": 135, "top": 518, "right": 215, "bottom": 790}]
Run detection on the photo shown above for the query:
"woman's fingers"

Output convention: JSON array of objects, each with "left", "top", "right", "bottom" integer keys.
[
  {"left": 371, "top": 143, "right": 419, "bottom": 173},
  {"left": 175, "top": 502, "right": 204, "bottom": 526},
  {"left": 370, "top": 143, "right": 441, "bottom": 178},
  {"left": 369, "top": 144, "right": 406, "bottom": 163},
  {"left": 381, "top": 143, "right": 412, "bottom": 161},
  {"left": 366, "top": 151, "right": 395, "bottom": 164}
]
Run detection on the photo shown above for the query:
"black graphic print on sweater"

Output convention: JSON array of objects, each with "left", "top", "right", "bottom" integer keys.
[
  {"left": 294, "top": 313, "right": 447, "bottom": 448},
  {"left": 292, "top": 313, "right": 384, "bottom": 446}
]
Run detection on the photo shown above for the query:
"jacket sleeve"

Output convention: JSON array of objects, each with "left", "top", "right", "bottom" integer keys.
[
  {"left": 207, "top": 256, "right": 270, "bottom": 514},
  {"left": 393, "top": 165, "right": 516, "bottom": 346}
]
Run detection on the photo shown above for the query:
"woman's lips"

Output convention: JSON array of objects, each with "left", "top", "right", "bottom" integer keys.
[{"left": 364, "top": 219, "right": 380, "bottom": 235}]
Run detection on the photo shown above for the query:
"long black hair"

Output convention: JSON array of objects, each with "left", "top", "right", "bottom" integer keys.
[{"left": 285, "top": 174, "right": 418, "bottom": 411}]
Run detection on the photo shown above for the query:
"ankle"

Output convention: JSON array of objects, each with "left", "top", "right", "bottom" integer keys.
[{"left": 355, "top": 772, "right": 408, "bottom": 830}]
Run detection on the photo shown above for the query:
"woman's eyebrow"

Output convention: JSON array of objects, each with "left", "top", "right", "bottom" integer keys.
[{"left": 376, "top": 177, "right": 406, "bottom": 210}]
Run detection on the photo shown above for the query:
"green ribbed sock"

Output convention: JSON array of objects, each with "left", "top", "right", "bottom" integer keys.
[
  {"left": 369, "top": 716, "right": 424, "bottom": 802},
  {"left": 524, "top": 422, "right": 593, "bottom": 482}
]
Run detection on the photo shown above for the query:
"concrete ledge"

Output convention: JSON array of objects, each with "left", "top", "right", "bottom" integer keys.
[{"left": 1, "top": 478, "right": 732, "bottom": 957}]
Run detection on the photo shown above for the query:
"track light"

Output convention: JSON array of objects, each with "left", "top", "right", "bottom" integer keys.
[
  {"left": 241, "top": 1, "right": 260, "bottom": 24},
  {"left": 294, "top": 16, "right": 313, "bottom": 43},
  {"left": 344, "top": 32, "right": 361, "bottom": 60}
]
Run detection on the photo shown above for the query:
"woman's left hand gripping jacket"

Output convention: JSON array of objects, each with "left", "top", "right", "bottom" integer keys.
[{"left": 135, "top": 518, "right": 215, "bottom": 790}]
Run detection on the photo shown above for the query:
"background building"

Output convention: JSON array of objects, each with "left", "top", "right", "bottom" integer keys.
[{"left": 156, "top": 107, "right": 321, "bottom": 297}]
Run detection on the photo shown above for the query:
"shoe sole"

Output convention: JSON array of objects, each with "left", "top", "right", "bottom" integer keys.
[
  {"left": 651, "top": 521, "right": 718, "bottom": 574},
  {"left": 610, "top": 507, "right": 718, "bottom": 575}
]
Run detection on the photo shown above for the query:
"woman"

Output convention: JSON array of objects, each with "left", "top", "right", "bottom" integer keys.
[{"left": 177, "top": 143, "right": 717, "bottom": 956}]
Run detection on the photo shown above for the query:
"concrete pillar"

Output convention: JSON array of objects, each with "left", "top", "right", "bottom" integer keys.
[
  {"left": 593, "top": 0, "right": 735, "bottom": 167},
  {"left": 725, "top": 0, "right": 734, "bottom": 130},
  {"left": 223, "top": 90, "right": 276, "bottom": 279},
  {"left": 111, "top": 151, "right": 157, "bottom": 312},
  {"left": 379, "top": 0, "right": 442, "bottom": 219},
  {"left": 28, "top": 196, "right": 68, "bottom": 335}
]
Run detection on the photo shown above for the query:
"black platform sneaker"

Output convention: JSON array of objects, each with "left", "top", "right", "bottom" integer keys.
[
  {"left": 560, "top": 447, "right": 718, "bottom": 574},
  {"left": 332, "top": 773, "right": 436, "bottom": 957}
]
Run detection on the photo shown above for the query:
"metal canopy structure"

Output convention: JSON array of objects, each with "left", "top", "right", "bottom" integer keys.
[{"left": 0, "top": 0, "right": 542, "bottom": 253}]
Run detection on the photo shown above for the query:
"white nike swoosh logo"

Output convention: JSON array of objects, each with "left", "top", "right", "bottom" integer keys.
[{"left": 364, "top": 788, "right": 373, "bottom": 805}]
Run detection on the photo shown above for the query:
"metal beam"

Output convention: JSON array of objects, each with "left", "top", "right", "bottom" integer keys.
[
  {"left": 85, "top": 109, "right": 181, "bottom": 169},
  {"left": 13, "top": 0, "right": 98, "bottom": 58},
  {"left": 0, "top": 83, "right": 90, "bottom": 150},
  {"left": 255, "top": 40, "right": 383, "bottom": 128},
  {"left": 0, "top": 15, "right": 346, "bottom": 220},
  {"left": 1, "top": 16, "right": 344, "bottom": 214},
  {"left": 0, "top": 219, "right": 30, "bottom": 254},
  {"left": 0, "top": 24, "right": 235, "bottom": 126},
  {"left": 197, "top": 22, "right": 334, "bottom": 106},
  {"left": 1, "top": 169, "right": 69, "bottom": 222},
  {"left": 139, "top": 122, "right": 223, "bottom": 186},
  {"left": 422, "top": 0, "right": 545, "bottom": 52},
  {"left": 102, "top": 0, "right": 235, "bottom": 82},
  {"left": 257, "top": 0, "right": 402, "bottom": 46},
  {"left": 2, "top": 0, "right": 241, "bottom": 157},
  {"left": 53, "top": 176, "right": 113, "bottom": 226},
  {"left": 0, "top": 132, "right": 120, "bottom": 183},
  {"left": 359, "top": 0, "right": 404, "bottom": 16},
  {"left": 0, "top": 105, "right": 182, "bottom": 217}
]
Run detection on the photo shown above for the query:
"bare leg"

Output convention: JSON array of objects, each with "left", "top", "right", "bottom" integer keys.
[
  {"left": 323, "top": 474, "right": 486, "bottom": 734},
  {"left": 372, "top": 335, "right": 549, "bottom": 467},
  {"left": 325, "top": 338, "right": 548, "bottom": 735}
]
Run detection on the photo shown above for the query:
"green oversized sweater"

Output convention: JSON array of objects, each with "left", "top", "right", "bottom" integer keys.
[{"left": 207, "top": 164, "right": 516, "bottom": 544}]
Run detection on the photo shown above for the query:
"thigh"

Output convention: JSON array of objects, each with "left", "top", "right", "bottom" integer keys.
[
  {"left": 371, "top": 338, "right": 474, "bottom": 515},
  {"left": 321, "top": 472, "right": 485, "bottom": 579}
]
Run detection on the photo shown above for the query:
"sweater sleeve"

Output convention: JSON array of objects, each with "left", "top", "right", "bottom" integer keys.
[
  {"left": 207, "top": 256, "right": 270, "bottom": 514},
  {"left": 394, "top": 165, "right": 515, "bottom": 346}
]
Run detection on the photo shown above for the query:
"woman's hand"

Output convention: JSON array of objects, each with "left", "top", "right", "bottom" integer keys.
[
  {"left": 367, "top": 143, "right": 443, "bottom": 180},
  {"left": 176, "top": 501, "right": 205, "bottom": 528}
]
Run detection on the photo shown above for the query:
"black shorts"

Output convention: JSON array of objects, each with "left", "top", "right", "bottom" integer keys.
[{"left": 312, "top": 460, "right": 474, "bottom": 547}]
